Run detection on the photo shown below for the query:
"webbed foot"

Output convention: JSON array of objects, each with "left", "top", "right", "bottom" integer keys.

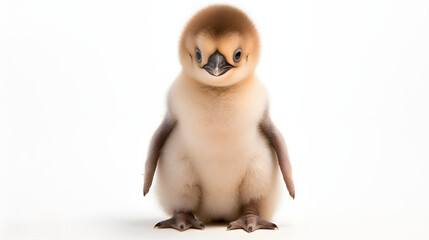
[
  {"left": 154, "top": 212, "right": 205, "bottom": 232},
  {"left": 227, "top": 213, "right": 278, "bottom": 233}
]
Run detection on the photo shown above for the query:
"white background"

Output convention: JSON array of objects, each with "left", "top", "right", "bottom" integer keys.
[{"left": 1, "top": 0, "right": 429, "bottom": 239}]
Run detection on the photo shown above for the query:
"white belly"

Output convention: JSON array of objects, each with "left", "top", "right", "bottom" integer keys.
[{"left": 175, "top": 120, "right": 273, "bottom": 221}]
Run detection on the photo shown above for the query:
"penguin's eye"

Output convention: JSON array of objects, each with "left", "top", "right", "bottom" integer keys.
[
  {"left": 195, "top": 48, "right": 202, "bottom": 63},
  {"left": 233, "top": 48, "right": 242, "bottom": 62}
]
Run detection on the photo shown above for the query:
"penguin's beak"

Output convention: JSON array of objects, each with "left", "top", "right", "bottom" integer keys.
[{"left": 203, "top": 50, "right": 234, "bottom": 77}]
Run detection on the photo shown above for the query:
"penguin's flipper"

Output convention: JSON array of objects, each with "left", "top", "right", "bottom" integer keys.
[
  {"left": 259, "top": 110, "right": 295, "bottom": 199},
  {"left": 143, "top": 113, "right": 177, "bottom": 196}
]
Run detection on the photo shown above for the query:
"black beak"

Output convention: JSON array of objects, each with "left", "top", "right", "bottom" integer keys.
[{"left": 203, "top": 50, "right": 234, "bottom": 77}]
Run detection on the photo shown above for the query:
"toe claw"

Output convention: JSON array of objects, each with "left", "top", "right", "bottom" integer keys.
[{"left": 272, "top": 223, "right": 279, "bottom": 230}]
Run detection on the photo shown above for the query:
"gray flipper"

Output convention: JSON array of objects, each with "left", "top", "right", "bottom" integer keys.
[
  {"left": 259, "top": 110, "right": 295, "bottom": 199},
  {"left": 143, "top": 113, "right": 177, "bottom": 196}
]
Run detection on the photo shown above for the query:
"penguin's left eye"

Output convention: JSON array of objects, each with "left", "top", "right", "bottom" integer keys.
[
  {"left": 233, "top": 48, "right": 242, "bottom": 62},
  {"left": 195, "top": 48, "right": 202, "bottom": 63}
]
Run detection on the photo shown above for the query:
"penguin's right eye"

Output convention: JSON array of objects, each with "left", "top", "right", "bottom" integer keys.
[
  {"left": 233, "top": 48, "right": 242, "bottom": 62},
  {"left": 195, "top": 48, "right": 202, "bottom": 63}
]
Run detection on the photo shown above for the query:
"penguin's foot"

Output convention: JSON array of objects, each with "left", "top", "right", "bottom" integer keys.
[
  {"left": 154, "top": 211, "right": 205, "bottom": 232},
  {"left": 227, "top": 200, "right": 278, "bottom": 233},
  {"left": 227, "top": 213, "right": 278, "bottom": 233}
]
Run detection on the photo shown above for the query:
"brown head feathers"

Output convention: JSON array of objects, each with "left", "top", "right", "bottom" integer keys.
[
  {"left": 181, "top": 5, "right": 258, "bottom": 40},
  {"left": 180, "top": 5, "right": 259, "bottom": 58}
]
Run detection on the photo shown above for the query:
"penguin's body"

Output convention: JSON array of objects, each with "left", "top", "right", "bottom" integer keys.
[
  {"left": 144, "top": 5, "right": 295, "bottom": 232},
  {"left": 158, "top": 73, "right": 278, "bottom": 223}
]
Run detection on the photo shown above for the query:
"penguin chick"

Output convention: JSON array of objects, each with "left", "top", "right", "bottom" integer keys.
[{"left": 144, "top": 5, "right": 295, "bottom": 233}]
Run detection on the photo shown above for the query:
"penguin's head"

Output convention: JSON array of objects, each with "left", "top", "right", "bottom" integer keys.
[{"left": 179, "top": 5, "right": 260, "bottom": 87}]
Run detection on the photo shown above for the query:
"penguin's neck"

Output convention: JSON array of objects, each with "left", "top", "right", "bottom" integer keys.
[{"left": 186, "top": 74, "right": 256, "bottom": 100}]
